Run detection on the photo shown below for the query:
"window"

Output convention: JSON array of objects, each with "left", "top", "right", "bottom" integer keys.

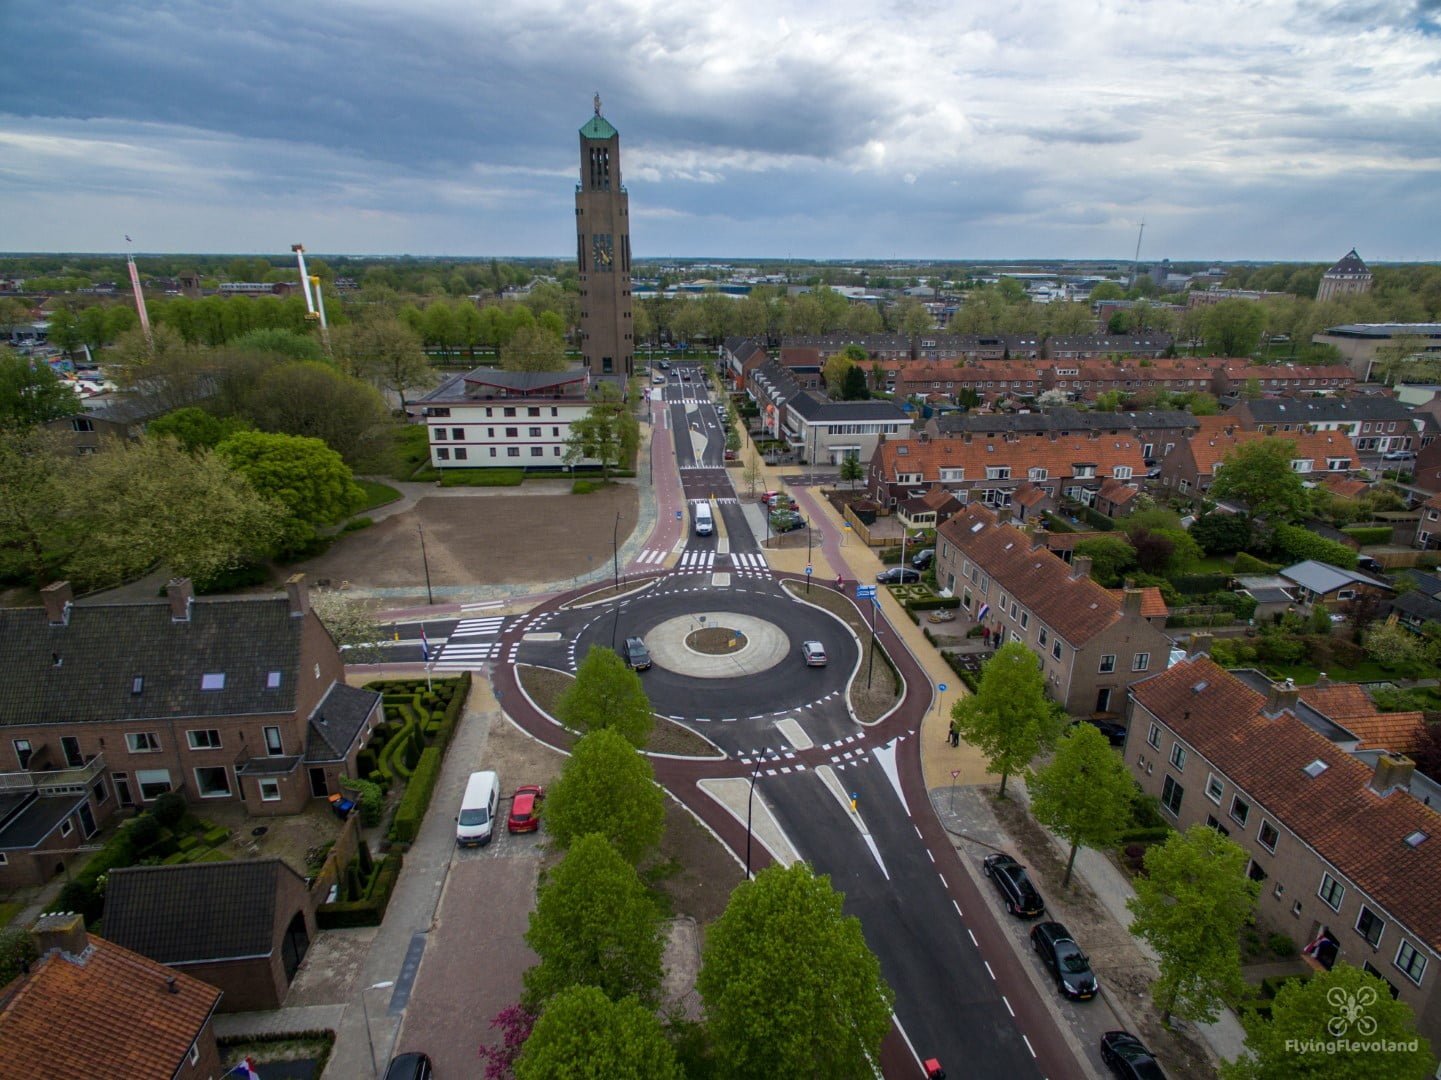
[
  {"left": 186, "top": 729, "right": 222, "bottom": 750},
  {"left": 1052, "top": 640, "right": 1062, "bottom": 661},
  {"left": 503, "top": 407, "right": 516, "bottom": 417},
  {"left": 200, "top": 672, "right": 225, "bottom": 691},
  {"left": 1132, "top": 652, "right": 1150, "bottom": 672},
  {"left": 72, "top": 417, "right": 94, "bottom": 432},
  {"left": 507, "top": 447, "right": 520, "bottom": 457},
  {"left": 1357, "top": 906, "right": 1385, "bottom": 948},
  {"left": 1019, "top": 612, "right": 1029, "bottom": 629},
  {"left": 60, "top": 818, "right": 73, "bottom": 837},
  {"left": 259, "top": 779, "right": 282, "bottom": 802},
  {"left": 194, "top": 767, "right": 231, "bottom": 798},
  {"left": 1169, "top": 743, "right": 1187, "bottom": 770},
  {"left": 454, "top": 448, "right": 467, "bottom": 460},
  {"left": 451, "top": 428, "right": 464, "bottom": 440},
  {"left": 126, "top": 732, "right": 160, "bottom": 753},
  {"left": 1259, "top": 820, "right": 1280, "bottom": 852},
  {"left": 131, "top": 676, "right": 144, "bottom": 695},
  {"left": 1396, "top": 940, "right": 1427, "bottom": 985},
  {"left": 1028, "top": 467, "right": 1048, "bottom": 481},
  {"left": 529, "top": 426, "right": 542, "bottom": 437},
  {"left": 1038, "top": 628, "right": 1048, "bottom": 647},
  {"left": 528, "top": 407, "right": 541, "bottom": 417},
  {"left": 1099, "top": 654, "right": 1116, "bottom": 673},
  {"left": 1205, "top": 814, "right": 1230, "bottom": 837},
  {"left": 433, "top": 427, "right": 447, "bottom": 440},
  {"left": 1205, "top": 773, "right": 1224, "bottom": 803},
  {"left": 1161, "top": 776, "right": 1184, "bottom": 816},
  {"left": 504, "top": 426, "right": 518, "bottom": 437},
  {"left": 1113, "top": 466, "right": 1133, "bottom": 480},
  {"left": 1146, "top": 723, "right": 1161, "bottom": 749},
  {"left": 530, "top": 446, "right": 543, "bottom": 457},
  {"left": 189, "top": 1043, "right": 200, "bottom": 1066},
  {"left": 1318, "top": 873, "right": 1345, "bottom": 911},
  {"left": 136, "top": 769, "right": 172, "bottom": 801},
  {"left": 1247, "top": 860, "right": 1268, "bottom": 883},
  {"left": 264, "top": 726, "right": 283, "bottom": 755},
  {"left": 435, "top": 447, "right": 450, "bottom": 460},
  {"left": 13, "top": 740, "right": 32, "bottom": 770},
  {"left": 92, "top": 777, "right": 108, "bottom": 804},
  {"left": 1230, "top": 795, "right": 1250, "bottom": 827},
  {"left": 267, "top": 670, "right": 282, "bottom": 689}
]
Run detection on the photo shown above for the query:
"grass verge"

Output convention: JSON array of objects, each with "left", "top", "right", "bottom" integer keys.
[{"left": 517, "top": 665, "right": 721, "bottom": 757}]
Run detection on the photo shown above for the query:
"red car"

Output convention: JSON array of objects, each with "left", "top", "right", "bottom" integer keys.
[{"left": 507, "top": 785, "right": 544, "bottom": 834}]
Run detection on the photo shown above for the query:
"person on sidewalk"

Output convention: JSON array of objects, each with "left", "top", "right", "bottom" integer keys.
[{"left": 835, "top": 575, "right": 844, "bottom": 591}]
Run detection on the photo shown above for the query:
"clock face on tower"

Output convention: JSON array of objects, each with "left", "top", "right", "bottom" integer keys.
[{"left": 592, "top": 234, "right": 614, "bottom": 271}]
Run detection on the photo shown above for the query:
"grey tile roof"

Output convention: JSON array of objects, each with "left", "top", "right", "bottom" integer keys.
[
  {"left": 935, "top": 407, "right": 1194, "bottom": 436},
  {"left": 306, "top": 682, "right": 381, "bottom": 763},
  {"left": 105, "top": 860, "right": 306, "bottom": 964},
  {"left": 1324, "top": 249, "right": 1370, "bottom": 277},
  {"left": 1241, "top": 397, "right": 1417, "bottom": 423},
  {"left": 0, "top": 794, "right": 87, "bottom": 850},
  {"left": 0, "top": 597, "right": 305, "bottom": 727},
  {"left": 1391, "top": 590, "right": 1441, "bottom": 625},
  {"left": 1280, "top": 560, "right": 1391, "bottom": 595},
  {"left": 784, "top": 392, "right": 911, "bottom": 423}
]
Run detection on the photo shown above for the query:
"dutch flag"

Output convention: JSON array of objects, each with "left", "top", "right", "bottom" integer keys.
[
  {"left": 419, "top": 626, "right": 432, "bottom": 662},
  {"left": 976, "top": 603, "right": 990, "bottom": 621},
  {"left": 227, "top": 1058, "right": 260, "bottom": 1080}
]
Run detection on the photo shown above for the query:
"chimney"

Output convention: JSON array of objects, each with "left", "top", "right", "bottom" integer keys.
[
  {"left": 165, "top": 578, "right": 193, "bottom": 622},
  {"left": 1071, "top": 555, "right": 1093, "bottom": 581},
  {"left": 40, "top": 581, "right": 73, "bottom": 626},
  {"left": 1314, "top": 672, "right": 1330, "bottom": 689},
  {"left": 31, "top": 912, "right": 89, "bottom": 961},
  {"left": 1370, "top": 753, "right": 1416, "bottom": 797},
  {"left": 1122, "top": 588, "right": 1145, "bottom": 615},
  {"left": 1264, "top": 678, "right": 1300, "bottom": 718},
  {"left": 1031, "top": 529, "right": 1047, "bottom": 551},
  {"left": 285, "top": 573, "right": 310, "bottom": 617},
  {"left": 1189, "top": 631, "right": 1213, "bottom": 658},
  {"left": 997, "top": 505, "right": 1014, "bottom": 525}
]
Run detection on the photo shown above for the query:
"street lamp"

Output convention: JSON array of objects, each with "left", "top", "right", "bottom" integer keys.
[
  {"left": 361, "top": 979, "right": 396, "bottom": 1078},
  {"left": 416, "top": 523, "right": 434, "bottom": 606},
  {"left": 745, "top": 748, "right": 777, "bottom": 879}
]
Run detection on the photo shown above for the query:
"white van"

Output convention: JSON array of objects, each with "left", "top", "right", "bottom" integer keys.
[
  {"left": 456, "top": 770, "right": 499, "bottom": 847},
  {"left": 693, "top": 501, "right": 713, "bottom": 536}
]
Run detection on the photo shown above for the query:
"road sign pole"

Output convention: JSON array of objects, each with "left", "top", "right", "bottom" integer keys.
[
  {"left": 866, "top": 597, "right": 876, "bottom": 689},
  {"left": 949, "top": 768, "right": 960, "bottom": 812}
]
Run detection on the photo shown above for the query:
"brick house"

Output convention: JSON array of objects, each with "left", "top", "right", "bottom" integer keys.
[
  {"left": 0, "top": 576, "right": 379, "bottom": 887},
  {"left": 930, "top": 408, "right": 1198, "bottom": 464},
  {"left": 1158, "top": 427, "right": 1360, "bottom": 500},
  {"left": 1127, "top": 656, "right": 1441, "bottom": 1053},
  {"left": 0, "top": 912, "right": 224, "bottom": 1079},
  {"left": 934, "top": 504, "right": 1173, "bottom": 715},
  {"left": 1278, "top": 560, "right": 1395, "bottom": 612},
  {"left": 868, "top": 432, "right": 1146, "bottom": 511},
  {"left": 105, "top": 859, "right": 316, "bottom": 1013},
  {"left": 1228, "top": 397, "right": 1423, "bottom": 456},
  {"left": 747, "top": 359, "right": 910, "bottom": 465},
  {"left": 1417, "top": 493, "right": 1441, "bottom": 551}
]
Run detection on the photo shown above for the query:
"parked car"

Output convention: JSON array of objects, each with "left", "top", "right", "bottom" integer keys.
[
  {"left": 760, "top": 490, "right": 789, "bottom": 507},
  {"left": 982, "top": 852, "right": 1045, "bottom": 918},
  {"left": 507, "top": 785, "right": 544, "bottom": 833},
  {"left": 771, "top": 510, "right": 805, "bottom": 533},
  {"left": 623, "top": 636, "right": 652, "bottom": 671},
  {"left": 801, "top": 640, "right": 828, "bottom": 666},
  {"left": 383, "top": 1052, "right": 434, "bottom": 1080},
  {"left": 1356, "top": 555, "right": 1384, "bottom": 573},
  {"left": 1383, "top": 449, "right": 1416, "bottom": 461},
  {"left": 658, "top": 360, "right": 670, "bottom": 370},
  {"left": 1100, "top": 1031, "right": 1165, "bottom": 1079},
  {"left": 724, "top": 449, "right": 738, "bottom": 461},
  {"left": 877, "top": 567, "right": 921, "bottom": 584},
  {"left": 1072, "top": 717, "right": 1127, "bottom": 747},
  {"left": 1030, "top": 921, "right": 1098, "bottom": 1000},
  {"left": 911, "top": 548, "right": 935, "bottom": 570}
]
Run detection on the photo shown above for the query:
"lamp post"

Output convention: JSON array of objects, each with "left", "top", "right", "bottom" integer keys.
[
  {"left": 361, "top": 979, "right": 396, "bottom": 1078},
  {"left": 417, "top": 523, "right": 434, "bottom": 606},
  {"left": 745, "top": 749, "right": 776, "bottom": 878},
  {"left": 612, "top": 511, "right": 621, "bottom": 592}
]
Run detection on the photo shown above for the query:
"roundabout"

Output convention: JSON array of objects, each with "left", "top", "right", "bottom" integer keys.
[{"left": 645, "top": 611, "right": 789, "bottom": 678}]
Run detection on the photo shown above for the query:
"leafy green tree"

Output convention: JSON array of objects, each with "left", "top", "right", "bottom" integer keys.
[
  {"left": 1363, "top": 621, "right": 1428, "bottom": 670},
  {"left": 146, "top": 406, "right": 249, "bottom": 451},
  {"left": 216, "top": 430, "right": 363, "bottom": 554},
  {"left": 1127, "top": 825, "right": 1258, "bottom": 1025},
  {"left": 839, "top": 455, "right": 865, "bottom": 489},
  {"left": 1073, "top": 535, "right": 1137, "bottom": 586},
  {"left": 1224, "top": 963, "right": 1434, "bottom": 1080},
  {"left": 0, "top": 297, "right": 30, "bottom": 341},
  {"left": 1187, "top": 392, "right": 1221, "bottom": 416},
  {"left": 564, "top": 383, "right": 631, "bottom": 478},
  {"left": 229, "top": 327, "right": 325, "bottom": 361},
  {"left": 556, "top": 646, "right": 655, "bottom": 748},
  {"left": 515, "top": 985, "right": 680, "bottom": 1080},
  {"left": 1190, "top": 512, "right": 1253, "bottom": 556},
  {"left": 219, "top": 358, "right": 393, "bottom": 467},
  {"left": 46, "top": 306, "right": 84, "bottom": 359},
  {"left": 698, "top": 862, "right": 894, "bottom": 1080},
  {"left": 1210, "top": 438, "right": 1309, "bottom": 521},
  {"left": 0, "top": 927, "right": 39, "bottom": 986},
  {"left": 1089, "top": 281, "right": 1126, "bottom": 302},
  {"left": 1131, "top": 527, "right": 1203, "bottom": 576},
  {"left": 1028, "top": 724, "right": 1135, "bottom": 885},
  {"left": 542, "top": 728, "right": 665, "bottom": 864},
  {"left": 502, "top": 323, "right": 568, "bottom": 372},
  {"left": 523, "top": 834, "right": 665, "bottom": 1008},
  {"left": 950, "top": 642, "right": 1061, "bottom": 797},
  {"left": 0, "top": 355, "right": 79, "bottom": 429},
  {"left": 1093, "top": 389, "right": 1124, "bottom": 412},
  {"left": 840, "top": 364, "right": 870, "bottom": 400},
  {"left": 1202, "top": 299, "right": 1266, "bottom": 356},
  {"left": 895, "top": 297, "right": 934, "bottom": 335},
  {"left": 335, "top": 314, "right": 433, "bottom": 410},
  {"left": 0, "top": 428, "right": 81, "bottom": 584}
]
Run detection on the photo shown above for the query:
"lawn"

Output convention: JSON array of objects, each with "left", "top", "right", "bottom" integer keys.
[
  {"left": 1263, "top": 656, "right": 1419, "bottom": 686},
  {"left": 354, "top": 480, "right": 402, "bottom": 513}
]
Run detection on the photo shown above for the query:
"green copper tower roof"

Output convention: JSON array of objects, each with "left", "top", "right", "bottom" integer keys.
[{"left": 580, "top": 114, "right": 617, "bottom": 140}]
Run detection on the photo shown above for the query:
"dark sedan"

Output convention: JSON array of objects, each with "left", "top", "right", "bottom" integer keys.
[
  {"left": 876, "top": 567, "right": 921, "bottom": 584},
  {"left": 1072, "top": 717, "right": 1128, "bottom": 747},
  {"left": 1100, "top": 1031, "right": 1165, "bottom": 1079},
  {"left": 1030, "top": 921, "right": 1098, "bottom": 1000},
  {"left": 982, "top": 852, "right": 1045, "bottom": 918}
]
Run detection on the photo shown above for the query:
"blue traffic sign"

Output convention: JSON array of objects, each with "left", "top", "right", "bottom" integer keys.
[
  {"left": 856, "top": 585, "right": 877, "bottom": 599},
  {"left": 804, "top": 565, "right": 813, "bottom": 576},
  {"left": 938, "top": 682, "right": 948, "bottom": 693},
  {"left": 675, "top": 510, "right": 683, "bottom": 520}
]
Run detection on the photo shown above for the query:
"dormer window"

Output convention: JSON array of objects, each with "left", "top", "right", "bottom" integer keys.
[
  {"left": 201, "top": 673, "right": 225, "bottom": 691},
  {"left": 266, "top": 671, "right": 282, "bottom": 689}
]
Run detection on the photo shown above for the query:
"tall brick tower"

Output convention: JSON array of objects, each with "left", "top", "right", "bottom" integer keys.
[{"left": 575, "top": 94, "right": 634, "bottom": 376}]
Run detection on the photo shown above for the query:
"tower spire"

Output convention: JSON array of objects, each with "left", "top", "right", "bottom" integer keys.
[{"left": 594, "top": 91, "right": 602, "bottom": 116}]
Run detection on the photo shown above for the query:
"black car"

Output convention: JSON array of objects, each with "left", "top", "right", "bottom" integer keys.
[
  {"left": 876, "top": 567, "right": 921, "bottom": 584},
  {"left": 623, "top": 636, "right": 652, "bottom": 671},
  {"left": 1072, "top": 717, "right": 1127, "bottom": 747},
  {"left": 384, "top": 1053, "right": 435, "bottom": 1080},
  {"left": 982, "top": 853, "right": 1045, "bottom": 918},
  {"left": 1100, "top": 1031, "right": 1165, "bottom": 1079},
  {"left": 770, "top": 510, "right": 805, "bottom": 533},
  {"left": 1030, "top": 921, "right": 1098, "bottom": 1000},
  {"left": 911, "top": 548, "right": 935, "bottom": 570}
]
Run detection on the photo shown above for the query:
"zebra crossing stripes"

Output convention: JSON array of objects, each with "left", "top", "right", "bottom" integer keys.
[
  {"left": 635, "top": 548, "right": 669, "bottom": 565},
  {"left": 678, "top": 550, "right": 715, "bottom": 571},
  {"left": 452, "top": 616, "right": 505, "bottom": 637},
  {"left": 729, "top": 552, "right": 768, "bottom": 573},
  {"left": 432, "top": 641, "right": 501, "bottom": 669}
]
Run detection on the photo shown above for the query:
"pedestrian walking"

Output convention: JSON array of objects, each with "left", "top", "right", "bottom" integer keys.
[{"left": 835, "top": 575, "right": 844, "bottom": 591}]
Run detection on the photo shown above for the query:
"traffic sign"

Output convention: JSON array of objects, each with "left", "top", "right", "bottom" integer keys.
[
  {"left": 951, "top": 769, "right": 960, "bottom": 780},
  {"left": 842, "top": 521, "right": 853, "bottom": 530},
  {"left": 804, "top": 565, "right": 813, "bottom": 576},
  {"left": 675, "top": 510, "right": 682, "bottom": 520},
  {"left": 856, "top": 585, "right": 877, "bottom": 599},
  {"left": 938, "top": 682, "right": 948, "bottom": 693}
]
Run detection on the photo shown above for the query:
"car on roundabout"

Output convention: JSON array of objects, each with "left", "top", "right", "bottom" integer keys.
[
  {"left": 623, "top": 636, "right": 652, "bottom": 671},
  {"left": 801, "top": 640, "right": 828, "bottom": 666}
]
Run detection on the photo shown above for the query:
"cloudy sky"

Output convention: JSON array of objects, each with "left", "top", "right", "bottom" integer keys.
[{"left": 2, "top": 0, "right": 1439, "bottom": 261}]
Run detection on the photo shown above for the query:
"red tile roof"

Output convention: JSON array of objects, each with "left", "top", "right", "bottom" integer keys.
[
  {"left": 874, "top": 434, "right": 1146, "bottom": 484},
  {"left": 1106, "top": 586, "right": 1169, "bottom": 618},
  {"left": 1321, "top": 475, "right": 1369, "bottom": 500},
  {"left": 0, "top": 932, "right": 221, "bottom": 1079},
  {"left": 1299, "top": 684, "right": 1427, "bottom": 754},
  {"left": 1186, "top": 429, "right": 1360, "bottom": 478},
  {"left": 1097, "top": 477, "right": 1140, "bottom": 505},
  {"left": 938, "top": 504, "right": 1131, "bottom": 645},
  {"left": 1132, "top": 658, "right": 1441, "bottom": 950}
]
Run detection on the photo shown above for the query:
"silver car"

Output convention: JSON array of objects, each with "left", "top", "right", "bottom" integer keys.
[{"left": 801, "top": 640, "right": 827, "bottom": 666}]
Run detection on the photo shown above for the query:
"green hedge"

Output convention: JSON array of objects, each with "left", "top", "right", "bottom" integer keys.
[
  {"left": 1232, "top": 552, "right": 1278, "bottom": 575},
  {"left": 1272, "top": 523, "right": 1358, "bottom": 570},
  {"left": 572, "top": 479, "right": 602, "bottom": 494},
  {"left": 1043, "top": 512, "right": 1076, "bottom": 533},
  {"left": 1117, "top": 826, "right": 1173, "bottom": 844},
  {"left": 1341, "top": 525, "right": 1391, "bottom": 545},
  {"left": 906, "top": 595, "right": 961, "bottom": 612},
  {"left": 940, "top": 652, "right": 981, "bottom": 693},
  {"left": 439, "top": 468, "right": 525, "bottom": 487},
  {"left": 316, "top": 854, "right": 404, "bottom": 928},
  {"left": 390, "top": 747, "right": 443, "bottom": 844},
  {"left": 1075, "top": 505, "right": 1116, "bottom": 532}
]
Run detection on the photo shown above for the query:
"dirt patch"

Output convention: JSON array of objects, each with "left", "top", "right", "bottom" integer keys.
[
  {"left": 289, "top": 487, "right": 640, "bottom": 589},
  {"left": 517, "top": 664, "right": 722, "bottom": 758},
  {"left": 687, "top": 626, "right": 745, "bottom": 654},
  {"left": 201, "top": 800, "right": 343, "bottom": 878},
  {"left": 649, "top": 799, "right": 745, "bottom": 925},
  {"left": 783, "top": 581, "right": 902, "bottom": 723},
  {"left": 285, "top": 927, "right": 377, "bottom": 1007}
]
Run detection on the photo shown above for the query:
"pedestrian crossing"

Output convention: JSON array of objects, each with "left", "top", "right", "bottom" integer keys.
[
  {"left": 451, "top": 616, "right": 505, "bottom": 637},
  {"left": 431, "top": 641, "right": 501, "bottom": 669},
  {"left": 635, "top": 548, "right": 669, "bottom": 566},
  {"left": 728, "top": 551, "right": 768, "bottom": 576},
  {"left": 678, "top": 549, "right": 715, "bottom": 572}
]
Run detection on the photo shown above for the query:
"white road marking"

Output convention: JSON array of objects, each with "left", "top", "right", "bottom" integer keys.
[
  {"left": 1023, "top": 1036, "right": 1036, "bottom": 1059},
  {"left": 984, "top": 961, "right": 995, "bottom": 980},
  {"left": 1003, "top": 996, "right": 1015, "bottom": 1017},
  {"left": 968, "top": 929, "right": 978, "bottom": 946}
]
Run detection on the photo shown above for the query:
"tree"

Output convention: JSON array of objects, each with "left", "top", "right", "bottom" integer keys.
[
  {"left": 146, "top": 406, "right": 249, "bottom": 451},
  {"left": 1089, "top": 281, "right": 1126, "bottom": 302},
  {"left": 523, "top": 834, "right": 665, "bottom": 1008},
  {"left": 227, "top": 327, "right": 325, "bottom": 362},
  {"left": 840, "top": 364, "right": 870, "bottom": 400},
  {"left": 1190, "top": 512, "right": 1253, "bottom": 556},
  {"left": 501, "top": 324, "right": 568, "bottom": 372},
  {"left": 742, "top": 451, "right": 763, "bottom": 497},
  {"left": 0, "top": 355, "right": 79, "bottom": 429},
  {"left": 1028, "top": 724, "right": 1135, "bottom": 885},
  {"left": 839, "top": 455, "right": 865, "bottom": 489},
  {"left": 0, "top": 427, "right": 84, "bottom": 584},
  {"left": 515, "top": 986, "right": 680, "bottom": 1080},
  {"left": 105, "top": 324, "right": 211, "bottom": 413},
  {"left": 555, "top": 646, "right": 655, "bottom": 748},
  {"left": 1224, "top": 963, "right": 1433, "bottom": 1080},
  {"left": 1036, "top": 388, "right": 1069, "bottom": 408},
  {"left": 1363, "top": 621, "right": 1428, "bottom": 670},
  {"left": 219, "top": 358, "right": 393, "bottom": 467},
  {"left": 46, "top": 306, "right": 84, "bottom": 359},
  {"left": 1210, "top": 438, "right": 1309, "bottom": 521},
  {"left": 564, "top": 383, "right": 630, "bottom": 478},
  {"left": 1202, "top": 299, "right": 1266, "bottom": 356},
  {"left": 335, "top": 314, "right": 434, "bottom": 409},
  {"left": 1127, "top": 825, "right": 1258, "bottom": 1025},
  {"left": 216, "top": 430, "right": 364, "bottom": 554},
  {"left": 0, "top": 927, "right": 39, "bottom": 986},
  {"left": 1131, "top": 526, "right": 1202, "bottom": 576},
  {"left": 949, "top": 642, "right": 1061, "bottom": 797},
  {"left": 309, "top": 589, "right": 388, "bottom": 664},
  {"left": 895, "top": 297, "right": 933, "bottom": 335},
  {"left": 697, "top": 862, "right": 894, "bottom": 1080},
  {"left": 477, "top": 1004, "right": 535, "bottom": 1080},
  {"left": 1073, "top": 535, "right": 1137, "bottom": 586},
  {"left": 542, "top": 728, "right": 665, "bottom": 864}
]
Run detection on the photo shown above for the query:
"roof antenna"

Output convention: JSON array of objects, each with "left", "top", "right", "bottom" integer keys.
[{"left": 1130, "top": 220, "right": 1145, "bottom": 290}]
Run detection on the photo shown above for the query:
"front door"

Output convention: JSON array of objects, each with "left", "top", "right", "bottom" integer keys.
[
  {"left": 308, "top": 768, "right": 329, "bottom": 798},
  {"left": 281, "top": 911, "right": 310, "bottom": 983},
  {"left": 78, "top": 803, "right": 97, "bottom": 839},
  {"left": 1095, "top": 688, "right": 1112, "bottom": 714},
  {"left": 114, "top": 773, "right": 134, "bottom": 807}
]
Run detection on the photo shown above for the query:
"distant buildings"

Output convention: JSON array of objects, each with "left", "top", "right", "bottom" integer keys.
[
  {"left": 1316, "top": 249, "right": 1374, "bottom": 303},
  {"left": 1311, "top": 323, "right": 1441, "bottom": 381}
]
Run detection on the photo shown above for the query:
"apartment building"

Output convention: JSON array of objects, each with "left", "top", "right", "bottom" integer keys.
[{"left": 747, "top": 358, "right": 910, "bottom": 465}]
